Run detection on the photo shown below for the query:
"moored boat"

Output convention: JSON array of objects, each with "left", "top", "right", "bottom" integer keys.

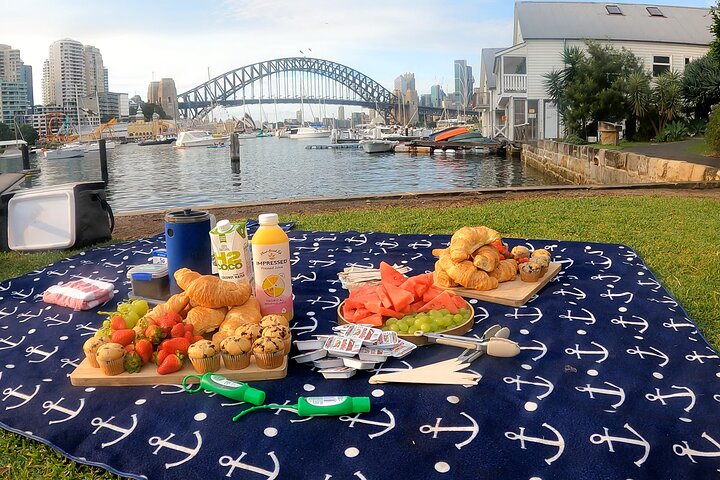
[
  {"left": 359, "top": 139, "right": 398, "bottom": 153},
  {"left": 138, "top": 136, "right": 176, "bottom": 146},
  {"left": 289, "top": 126, "right": 331, "bottom": 139},
  {"left": 175, "top": 131, "right": 230, "bottom": 148},
  {"left": 43, "top": 144, "right": 85, "bottom": 159}
]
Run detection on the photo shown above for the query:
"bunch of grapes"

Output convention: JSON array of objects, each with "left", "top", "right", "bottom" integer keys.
[
  {"left": 97, "top": 299, "right": 149, "bottom": 338},
  {"left": 382, "top": 308, "right": 473, "bottom": 335}
]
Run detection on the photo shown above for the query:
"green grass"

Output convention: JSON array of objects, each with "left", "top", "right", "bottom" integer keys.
[
  {"left": 1, "top": 195, "right": 720, "bottom": 479},
  {"left": 586, "top": 141, "right": 651, "bottom": 151},
  {"left": 686, "top": 138, "right": 714, "bottom": 157}
]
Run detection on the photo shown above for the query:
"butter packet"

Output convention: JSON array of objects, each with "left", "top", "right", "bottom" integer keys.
[{"left": 323, "top": 336, "right": 362, "bottom": 357}]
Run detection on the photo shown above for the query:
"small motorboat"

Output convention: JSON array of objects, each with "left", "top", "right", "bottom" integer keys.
[
  {"left": 359, "top": 139, "right": 398, "bottom": 154},
  {"left": 43, "top": 143, "right": 85, "bottom": 159},
  {"left": 207, "top": 142, "right": 226, "bottom": 149},
  {"left": 139, "top": 136, "right": 176, "bottom": 146}
]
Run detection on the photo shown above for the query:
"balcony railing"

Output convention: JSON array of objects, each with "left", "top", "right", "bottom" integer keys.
[
  {"left": 503, "top": 74, "right": 527, "bottom": 93},
  {"left": 474, "top": 91, "right": 491, "bottom": 108}
]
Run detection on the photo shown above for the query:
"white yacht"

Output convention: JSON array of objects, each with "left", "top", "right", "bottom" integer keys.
[
  {"left": 0, "top": 140, "right": 28, "bottom": 159},
  {"left": 86, "top": 141, "right": 117, "bottom": 152},
  {"left": 43, "top": 143, "right": 86, "bottom": 159},
  {"left": 175, "top": 131, "right": 230, "bottom": 148},
  {"left": 289, "top": 126, "right": 331, "bottom": 139},
  {"left": 359, "top": 139, "right": 398, "bottom": 153}
]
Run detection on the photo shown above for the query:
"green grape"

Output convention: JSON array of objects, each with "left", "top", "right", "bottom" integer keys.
[
  {"left": 429, "top": 309, "right": 442, "bottom": 318},
  {"left": 102, "top": 320, "right": 110, "bottom": 328},
  {"left": 438, "top": 309, "right": 450, "bottom": 316},
  {"left": 131, "top": 299, "right": 149, "bottom": 317},
  {"left": 459, "top": 308, "right": 470, "bottom": 316},
  {"left": 117, "top": 303, "right": 131, "bottom": 314},
  {"left": 397, "top": 320, "right": 409, "bottom": 331},
  {"left": 124, "top": 310, "right": 140, "bottom": 329},
  {"left": 413, "top": 318, "right": 425, "bottom": 329},
  {"left": 452, "top": 314, "right": 464, "bottom": 323},
  {"left": 380, "top": 325, "right": 389, "bottom": 331},
  {"left": 437, "top": 316, "right": 453, "bottom": 328},
  {"left": 389, "top": 323, "right": 400, "bottom": 332},
  {"left": 420, "top": 323, "right": 433, "bottom": 333},
  {"left": 385, "top": 318, "right": 398, "bottom": 327}
]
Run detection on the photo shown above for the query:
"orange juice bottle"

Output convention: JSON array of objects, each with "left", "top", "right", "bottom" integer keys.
[{"left": 251, "top": 213, "right": 294, "bottom": 321}]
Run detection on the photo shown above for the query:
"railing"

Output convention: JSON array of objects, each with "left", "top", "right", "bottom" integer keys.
[
  {"left": 503, "top": 74, "right": 527, "bottom": 93},
  {"left": 474, "top": 91, "right": 491, "bottom": 109}
]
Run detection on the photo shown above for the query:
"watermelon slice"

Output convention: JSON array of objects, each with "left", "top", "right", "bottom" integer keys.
[
  {"left": 363, "top": 313, "right": 383, "bottom": 326},
  {"left": 380, "top": 261, "right": 407, "bottom": 287},
  {"left": 453, "top": 295, "right": 467, "bottom": 308},
  {"left": 349, "top": 284, "right": 378, "bottom": 299},
  {"left": 422, "top": 286, "right": 444, "bottom": 303},
  {"left": 376, "top": 285, "right": 394, "bottom": 309},
  {"left": 384, "top": 282, "right": 414, "bottom": 312},
  {"left": 408, "top": 300, "right": 425, "bottom": 313},
  {"left": 418, "top": 291, "right": 460, "bottom": 314}
]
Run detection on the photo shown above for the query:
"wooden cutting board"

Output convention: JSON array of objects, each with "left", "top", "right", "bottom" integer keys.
[
  {"left": 70, "top": 356, "right": 287, "bottom": 387},
  {"left": 438, "top": 262, "right": 561, "bottom": 307}
]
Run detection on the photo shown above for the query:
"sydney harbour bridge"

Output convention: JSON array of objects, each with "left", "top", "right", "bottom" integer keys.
[{"left": 177, "top": 57, "right": 455, "bottom": 123}]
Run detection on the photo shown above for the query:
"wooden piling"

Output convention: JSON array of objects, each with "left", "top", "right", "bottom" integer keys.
[
  {"left": 21, "top": 144, "right": 30, "bottom": 170},
  {"left": 99, "top": 139, "right": 109, "bottom": 185},
  {"left": 230, "top": 133, "right": 240, "bottom": 162}
]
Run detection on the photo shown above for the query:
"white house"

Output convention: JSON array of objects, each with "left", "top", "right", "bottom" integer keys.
[{"left": 479, "top": 2, "right": 713, "bottom": 142}]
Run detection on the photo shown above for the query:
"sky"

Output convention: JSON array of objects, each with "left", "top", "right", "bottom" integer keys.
[{"left": 2, "top": 0, "right": 715, "bottom": 119}]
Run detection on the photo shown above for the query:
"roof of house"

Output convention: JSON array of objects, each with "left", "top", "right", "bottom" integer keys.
[
  {"left": 481, "top": 48, "right": 507, "bottom": 89},
  {"left": 515, "top": 2, "right": 713, "bottom": 46}
]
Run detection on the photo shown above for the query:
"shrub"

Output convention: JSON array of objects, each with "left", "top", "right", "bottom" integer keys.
[
  {"left": 563, "top": 134, "right": 587, "bottom": 145},
  {"left": 688, "top": 117, "right": 708, "bottom": 137},
  {"left": 655, "top": 121, "right": 689, "bottom": 143},
  {"left": 707, "top": 106, "right": 720, "bottom": 155}
]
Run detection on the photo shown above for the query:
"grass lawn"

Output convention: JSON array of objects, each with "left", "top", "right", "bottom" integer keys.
[
  {"left": 686, "top": 138, "right": 714, "bottom": 156},
  {"left": 586, "top": 140, "right": 652, "bottom": 151},
  {"left": 1, "top": 195, "right": 720, "bottom": 479}
]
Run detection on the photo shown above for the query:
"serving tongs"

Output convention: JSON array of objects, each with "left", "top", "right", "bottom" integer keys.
[{"left": 424, "top": 324, "right": 521, "bottom": 362}]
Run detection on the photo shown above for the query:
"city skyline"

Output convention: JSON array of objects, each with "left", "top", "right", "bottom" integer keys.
[{"left": 2, "top": 0, "right": 714, "bottom": 107}]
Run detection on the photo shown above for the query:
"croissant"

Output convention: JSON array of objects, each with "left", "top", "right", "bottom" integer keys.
[
  {"left": 449, "top": 226, "right": 501, "bottom": 263},
  {"left": 434, "top": 261, "right": 458, "bottom": 288},
  {"left": 472, "top": 246, "right": 501, "bottom": 272},
  {"left": 144, "top": 292, "right": 190, "bottom": 322},
  {"left": 218, "top": 297, "right": 262, "bottom": 336},
  {"left": 174, "top": 268, "right": 201, "bottom": 291},
  {"left": 438, "top": 254, "right": 498, "bottom": 291},
  {"left": 431, "top": 248, "right": 449, "bottom": 257},
  {"left": 185, "top": 276, "right": 252, "bottom": 308},
  {"left": 185, "top": 306, "right": 228, "bottom": 335},
  {"left": 489, "top": 259, "right": 518, "bottom": 283}
]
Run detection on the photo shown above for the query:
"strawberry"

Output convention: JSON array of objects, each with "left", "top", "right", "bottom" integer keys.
[
  {"left": 145, "top": 325, "right": 166, "bottom": 344},
  {"left": 193, "top": 335, "right": 203, "bottom": 343},
  {"left": 135, "top": 339, "right": 153, "bottom": 364},
  {"left": 183, "top": 331, "right": 195, "bottom": 343},
  {"left": 110, "top": 315, "right": 126, "bottom": 331},
  {"left": 160, "top": 337, "right": 190, "bottom": 356},
  {"left": 157, "top": 353, "right": 183, "bottom": 375},
  {"left": 124, "top": 344, "right": 135, "bottom": 354},
  {"left": 170, "top": 323, "right": 186, "bottom": 338},
  {"left": 123, "top": 352, "right": 143, "bottom": 373},
  {"left": 158, "top": 312, "right": 182, "bottom": 328},
  {"left": 111, "top": 329, "right": 136, "bottom": 347},
  {"left": 184, "top": 323, "right": 194, "bottom": 334}
]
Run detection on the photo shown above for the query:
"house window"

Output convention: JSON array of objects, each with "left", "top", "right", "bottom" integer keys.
[
  {"left": 606, "top": 5, "right": 623, "bottom": 15},
  {"left": 653, "top": 56, "right": 671, "bottom": 76},
  {"left": 685, "top": 57, "right": 694, "bottom": 66},
  {"left": 647, "top": 6, "right": 664, "bottom": 17}
]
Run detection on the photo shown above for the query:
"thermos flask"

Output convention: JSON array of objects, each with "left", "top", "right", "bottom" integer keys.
[{"left": 165, "top": 209, "right": 213, "bottom": 294}]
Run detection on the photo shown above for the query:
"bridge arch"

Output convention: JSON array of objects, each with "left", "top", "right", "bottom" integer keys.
[{"left": 177, "top": 57, "right": 398, "bottom": 121}]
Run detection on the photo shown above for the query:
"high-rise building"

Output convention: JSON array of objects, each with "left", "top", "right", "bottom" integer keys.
[
  {"left": 430, "top": 85, "right": 444, "bottom": 108},
  {"left": 0, "top": 81, "right": 28, "bottom": 125},
  {"left": 84, "top": 45, "right": 105, "bottom": 94},
  {"left": 337, "top": 106, "right": 345, "bottom": 120},
  {"left": 103, "top": 67, "right": 109, "bottom": 92},
  {"left": 0, "top": 44, "right": 23, "bottom": 82},
  {"left": 43, "top": 38, "right": 86, "bottom": 111},
  {"left": 420, "top": 93, "right": 432, "bottom": 107},
  {"left": 19, "top": 65, "right": 33, "bottom": 106},
  {"left": 147, "top": 78, "right": 179, "bottom": 121},
  {"left": 454, "top": 59, "right": 475, "bottom": 107}
]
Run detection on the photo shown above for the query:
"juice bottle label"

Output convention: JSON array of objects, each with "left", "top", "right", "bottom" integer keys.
[
  {"left": 210, "top": 222, "right": 253, "bottom": 286},
  {"left": 252, "top": 241, "right": 293, "bottom": 317}
]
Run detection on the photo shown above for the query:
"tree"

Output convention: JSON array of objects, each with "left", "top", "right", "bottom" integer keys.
[
  {"left": 627, "top": 70, "right": 684, "bottom": 139},
  {"left": 0, "top": 122, "right": 12, "bottom": 141},
  {"left": 544, "top": 41, "right": 644, "bottom": 139},
  {"left": 19, "top": 124, "right": 38, "bottom": 146},
  {"left": 682, "top": 55, "right": 720, "bottom": 118},
  {"left": 710, "top": 1, "right": 720, "bottom": 64}
]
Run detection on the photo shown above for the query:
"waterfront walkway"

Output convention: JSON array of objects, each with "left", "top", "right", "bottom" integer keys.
[{"left": 623, "top": 139, "right": 720, "bottom": 169}]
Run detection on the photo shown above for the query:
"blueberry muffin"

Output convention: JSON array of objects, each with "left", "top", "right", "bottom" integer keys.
[
  {"left": 529, "top": 255, "right": 550, "bottom": 275},
  {"left": 261, "top": 324, "right": 292, "bottom": 353},
  {"left": 234, "top": 324, "right": 263, "bottom": 344},
  {"left": 252, "top": 336, "right": 285, "bottom": 369},
  {"left": 531, "top": 248, "right": 551, "bottom": 259},
  {"left": 188, "top": 339, "right": 221, "bottom": 374},
  {"left": 519, "top": 262, "right": 543, "bottom": 282},
  {"left": 511, "top": 246, "right": 530, "bottom": 261},
  {"left": 220, "top": 336, "right": 252, "bottom": 370},
  {"left": 96, "top": 342, "right": 125, "bottom": 376}
]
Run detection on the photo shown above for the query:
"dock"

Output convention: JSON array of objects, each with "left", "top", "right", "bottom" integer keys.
[{"left": 305, "top": 143, "right": 360, "bottom": 150}]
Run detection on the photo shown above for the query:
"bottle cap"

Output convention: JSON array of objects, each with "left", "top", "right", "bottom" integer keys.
[
  {"left": 351, "top": 396, "right": 371, "bottom": 413},
  {"left": 258, "top": 213, "right": 279, "bottom": 226},
  {"left": 216, "top": 219, "right": 232, "bottom": 233},
  {"left": 243, "top": 386, "right": 267, "bottom": 406}
]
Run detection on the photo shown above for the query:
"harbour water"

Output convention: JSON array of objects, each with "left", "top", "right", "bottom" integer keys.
[{"left": 1, "top": 138, "right": 562, "bottom": 213}]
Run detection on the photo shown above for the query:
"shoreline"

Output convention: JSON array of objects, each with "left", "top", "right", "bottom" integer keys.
[{"left": 113, "top": 182, "right": 720, "bottom": 240}]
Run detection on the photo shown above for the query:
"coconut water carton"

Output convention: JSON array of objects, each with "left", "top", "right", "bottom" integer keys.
[{"left": 210, "top": 220, "right": 253, "bottom": 286}]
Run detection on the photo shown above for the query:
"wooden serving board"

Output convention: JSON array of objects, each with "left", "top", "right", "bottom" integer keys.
[
  {"left": 337, "top": 299, "right": 475, "bottom": 346},
  {"left": 70, "top": 356, "right": 287, "bottom": 387},
  {"left": 438, "top": 262, "right": 561, "bottom": 307}
]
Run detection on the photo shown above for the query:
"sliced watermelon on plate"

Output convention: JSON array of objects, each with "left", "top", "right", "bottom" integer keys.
[
  {"left": 384, "top": 282, "right": 414, "bottom": 312},
  {"left": 418, "top": 290, "right": 460, "bottom": 314},
  {"left": 380, "top": 261, "right": 407, "bottom": 287}
]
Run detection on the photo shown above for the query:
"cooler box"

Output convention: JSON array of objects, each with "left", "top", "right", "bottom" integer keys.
[{"left": 0, "top": 181, "right": 114, "bottom": 251}]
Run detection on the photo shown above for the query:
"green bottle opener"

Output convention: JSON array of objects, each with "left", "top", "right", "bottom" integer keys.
[
  {"left": 233, "top": 395, "right": 371, "bottom": 421},
  {"left": 182, "top": 372, "right": 266, "bottom": 405}
]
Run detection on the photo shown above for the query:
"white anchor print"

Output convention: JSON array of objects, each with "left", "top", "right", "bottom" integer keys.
[
  {"left": 565, "top": 342, "right": 609, "bottom": 363},
  {"left": 60, "top": 358, "right": 81, "bottom": 370},
  {"left": 289, "top": 315, "right": 318, "bottom": 336},
  {"left": 46, "top": 269, "right": 69, "bottom": 277},
  {"left": 645, "top": 386, "right": 696, "bottom": 412},
  {"left": 17, "top": 308, "right": 44, "bottom": 323},
  {"left": 308, "top": 259, "right": 336, "bottom": 268},
  {"left": 552, "top": 287, "right": 587, "bottom": 300},
  {"left": 289, "top": 256, "right": 301, "bottom": 266},
  {"left": 91, "top": 414, "right": 138, "bottom": 448},
  {"left": 503, "top": 375, "right": 554, "bottom": 400},
  {"left": 600, "top": 288, "right": 633, "bottom": 303},
  {"left": 289, "top": 233, "right": 308, "bottom": 242},
  {"left": 314, "top": 235, "right": 337, "bottom": 242},
  {"left": 0, "top": 281, "right": 10, "bottom": 292},
  {"left": 685, "top": 349, "right": 719, "bottom": 364},
  {"left": 611, "top": 315, "right": 648, "bottom": 333},
  {"left": 648, "top": 295, "right": 679, "bottom": 308},
  {"left": 292, "top": 271, "right": 317, "bottom": 283},
  {"left": 294, "top": 246, "right": 319, "bottom": 252},
  {"left": 375, "top": 240, "right": 398, "bottom": 249},
  {"left": 370, "top": 360, "right": 413, "bottom": 376},
  {"left": 24, "top": 344, "right": 59, "bottom": 363},
  {"left": 637, "top": 277, "right": 661, "bottom": 291},
  {"left": 42, "top": 397, "right": 85, "bottom": 424},
  {"left": 462, "top": 368, "right": 482, "bottom": 388},
  {"left": 152, "top": 384, "right": 186, "bottom": 395},
  {"left": 559, "top": 308, "right": 596, "bottom": 325},
  {"left": 505, "top": 307, "right": 543, "bottom": 324},
  {"left": 472, "top": 305, "right": 490, "bottom": 323},
  {"left": 306, "top": 296, "right": 341, "bottom": 310},
  {"left": 408, "top": 239, "right": 432, "bottom": 250},
  {"left": 0, "top": 335, "right": 26, "bottom": 351},
  {"left": 505, "top": 423, "right": 565, "bottom": 465},
  {"left": 44, "top": 313, "right": 73, "bottom": 327},
  {"left": 553, "top": 257, "right": 575, "bottom": 270},
  {"left": 346, "top": 262, "right": 375, "bottom": 269},
  {"left": 75, "top": 322, "right": 99, "bottom": 336},
  {"left": 345, "top": 234, "right": 368, "bottom": 246},
  {"left": 0, "top": 306, "right": 18, "bottom": 319},
  {"left": 590, "top": 423, "right": 650, "bottom": 467},
  {"left": 519, "top": 340, "right": 548, "bottom": 362},
  {"left": 149, "top": 431, "right": 203, "bottom": 469},
  {"left": 340, "top": 407, "right": 396, "bottom": 439},
  {"left": 626, "top": 346, "right": 669, "bottom": 367},
  {"left": 10, "top": 288, "right": 34, "bottom": 300},
  {"left": 419, "top": 411, "right": 479, "bottom": 450},
  {"left": 219, "top": 451, "right": 280, "bottom": 479},
  {"left": 102, "top": 261, "right": 123, "bottom": 268},
  {"left": 591, "top": 273, "right": 621, "bottom": 283},
  {"left": 2, "top": 384, "right": 40, "bottom": 410},
  {"left": 585, "top": 249, "right": 612, "bottom": 269},
  {"left": 674, "top": 432, "right": 720, "bottom": 463},
  {"left": 576, "top": 382, "right": 626, "bottom": 411},
  {"left": 663, "top": 318, "right": 697, "bottom": 333}
]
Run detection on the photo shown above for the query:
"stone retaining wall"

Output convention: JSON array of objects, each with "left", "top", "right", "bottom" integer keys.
[{"left": 522, "top": 140, "right": 720, "bottom": 184}]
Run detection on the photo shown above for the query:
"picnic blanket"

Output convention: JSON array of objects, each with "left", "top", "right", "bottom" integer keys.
[{"left": 0, "top": 230, "right": 719, "bottom": 479}]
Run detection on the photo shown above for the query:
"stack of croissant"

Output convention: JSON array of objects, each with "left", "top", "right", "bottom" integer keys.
[
  {"left": 139, "top": 268, "right": 262, "bottom": 344},
  {"left": 432, "top": 226, "right": 519, "bottom": 291}
]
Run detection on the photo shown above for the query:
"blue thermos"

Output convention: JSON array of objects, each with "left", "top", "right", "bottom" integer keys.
[{"left": 165, "top": 209, "right": 212, "bottom": 294}]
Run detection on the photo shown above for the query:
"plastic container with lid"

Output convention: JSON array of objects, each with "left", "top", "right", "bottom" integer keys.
[{"left": 127, "top": 264, "right": 170, "bottom": 301}]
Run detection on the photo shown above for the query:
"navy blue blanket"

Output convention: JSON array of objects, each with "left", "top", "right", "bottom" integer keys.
[{"left": 1, "top": 230, "right": 719, "bottom": 479}]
